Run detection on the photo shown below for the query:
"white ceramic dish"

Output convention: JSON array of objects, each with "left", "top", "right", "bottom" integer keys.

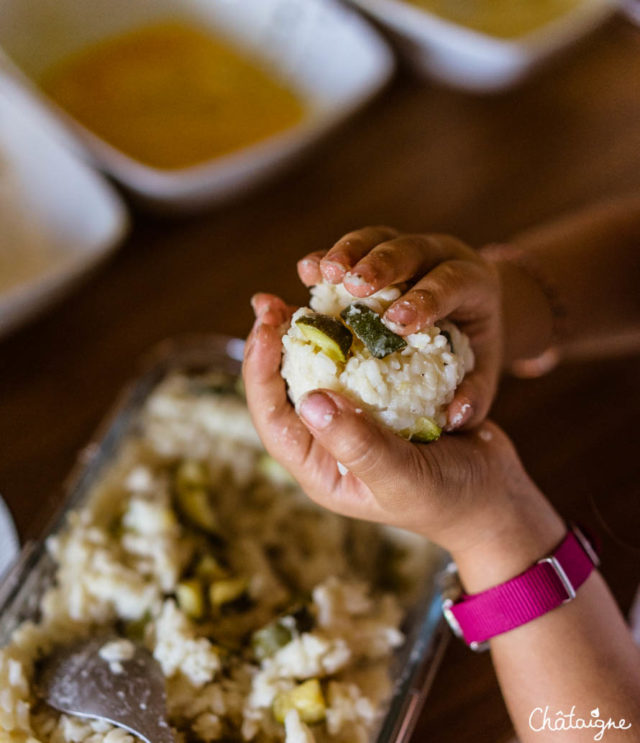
[
  {"left": 0, "top": 495, "right": 19, "bottom": 581},
  {"left": 347, "top": 0, "right": 615, "bottom": 92},
  {"left": 621, "top": 0, "right": 640, "bottom": 24},
  {"left": 0, "top": 0, "right": 394, "bottom": 211},
  {"left": 0, "top": 75, "right": 128, "bottom": 339}
]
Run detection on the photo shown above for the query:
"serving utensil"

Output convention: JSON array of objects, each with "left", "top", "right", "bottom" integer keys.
[{"left": 37, "top": 635, "right": 174, "bottom": 743}]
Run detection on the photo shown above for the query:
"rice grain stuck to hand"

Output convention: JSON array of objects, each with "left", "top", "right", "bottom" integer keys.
[{"left": 282, "top": 282, "right": 474, "bottom": 441}]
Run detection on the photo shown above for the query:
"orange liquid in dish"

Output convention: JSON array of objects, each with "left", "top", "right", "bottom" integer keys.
[{"left": 41, "top": 22, "right": 306, "bottom": 169}]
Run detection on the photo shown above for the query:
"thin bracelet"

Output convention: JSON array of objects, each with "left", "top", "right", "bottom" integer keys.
[{"left": 481, "top": 243, "right": 568, "bottom": 378}]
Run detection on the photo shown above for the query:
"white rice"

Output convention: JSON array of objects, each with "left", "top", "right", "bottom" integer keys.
[
  {"left": 99, "top": 638, "right": 136, "bottom": 674},
  {"left": 282, "top": 283, "right": 474, "bottom": 438},
  {"left": 0, "top": 373, "right": 437, "bottom": 743}
]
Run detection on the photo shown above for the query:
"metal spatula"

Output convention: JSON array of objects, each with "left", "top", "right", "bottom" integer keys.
[{"left": 37, "top": 635, "right": 175, "bottom": 743}]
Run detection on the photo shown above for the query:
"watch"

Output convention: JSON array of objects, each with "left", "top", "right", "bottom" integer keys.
[{"left": 442, "top": 523, "right": 600, "bottom": 651}]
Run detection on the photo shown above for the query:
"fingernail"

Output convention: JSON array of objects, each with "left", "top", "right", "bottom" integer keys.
[
  {"left": 446, "top": 401, "right": 472, "bottom": 431},
  {"left": 381, "top": 316, "right": 403, "bottom": 333},
  {"left": 261, "top": 308, "right": 284, "bottom": 326},
  {"left": 299, "top": 391, "right": 337, "bottom": 429},
  {"left": 321, "top": 260, "right": 347, "bottom": 282},
  {"left": 344, "top": 271, "right": 372, "bottom": 287},
  {"left": 385, "top": 301, "right": 416, "bottom": 326},
  {"left": 250, "top": 295, "right": 266, "bottom": 318}
]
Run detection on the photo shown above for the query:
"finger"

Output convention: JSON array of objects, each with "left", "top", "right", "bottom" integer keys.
[
  {"left": 320, "top": 226, "right": 399, "bottom": 284},
  {"left": 446, "top": 328, "right": 501, "bottom": 430},
  {"left": 448, "top": 360, "right": 499, "bottom": 430},
  {"left": 344, "top": 234, "right": 459, "bottom": 298},
  {"left": 243, "top": 320, "right": 313, "bottom": 469},
  {"left": 382, "top": 259, "right": 491, "bottom": 335},
  {"left": 297, "top": 251, "right": 326, "bottom": 287},
  {"left": 446, "top": 391, "right": 474, "bottom": 431},
  {"left": 243, "top": 320, "right": 356, "bottom": 510},
  {"left": 297, "top": 389, "right": 424, "bottom": 498},
  {"left": 250, "top": 293, "right": 295, "bottom": 327}
]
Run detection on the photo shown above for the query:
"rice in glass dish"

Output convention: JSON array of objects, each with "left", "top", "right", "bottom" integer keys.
[{"left": 0, "top": 371, "right": 435, "bottom": 743}]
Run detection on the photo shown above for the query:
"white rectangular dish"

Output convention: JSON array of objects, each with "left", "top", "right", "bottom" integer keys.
[
  {"left": 347, "top": 0, "right": 615, "bottom": 92},
  {"left": 0, "top": 0, "right": 394, "bottom": 211},
  {"left": 0, "top": 75, "right": 128, "bottom": 340},
  {"left": 0, "top": 495, "right": 19, "bottom": 582}
]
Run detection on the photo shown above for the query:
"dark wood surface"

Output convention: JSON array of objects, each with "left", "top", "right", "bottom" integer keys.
[{"left": 1, "top": 15, "right": 640, "bottom": 742}]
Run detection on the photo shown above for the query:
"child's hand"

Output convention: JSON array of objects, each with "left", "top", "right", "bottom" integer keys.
[
  {"left": 243, "top": 293, "right": 540, "bottom": 558},
  {"left": 298, "top": 227, "right": 502, "bottom": 429}
]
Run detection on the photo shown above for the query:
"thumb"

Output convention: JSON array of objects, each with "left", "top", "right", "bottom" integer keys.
[{"left": 297, "top": 389, "right": 420, "bottom": 491}]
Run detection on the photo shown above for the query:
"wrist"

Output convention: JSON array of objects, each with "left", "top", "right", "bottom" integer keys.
[{"left": 450, "top": 484, "right": 566, "bottom": 594}]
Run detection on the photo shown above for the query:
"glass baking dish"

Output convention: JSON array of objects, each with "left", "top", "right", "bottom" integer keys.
[{"left": 0, "top": 333, "right": 451, "bottom": 743}]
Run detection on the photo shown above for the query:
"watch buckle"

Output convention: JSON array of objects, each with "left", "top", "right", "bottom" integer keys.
[
  {"left": 538, "top": 555, "right": 576, "bottom": 603},
  {"left": 442, "top": 596, "right": 463, "bottom": 639},
  {"left": 570, "top": 522, "right": 601, "bottom": 567},
  {"left": 441, "top": 565, "right": 489, "bottom": 652}
]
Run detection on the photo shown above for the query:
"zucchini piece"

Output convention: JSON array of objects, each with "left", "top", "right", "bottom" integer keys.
[
  {"left": 273, "top": 679, "right": 326, "bottom": 725},
  {"left": 176, "top": 578, "right": 206, "bottom": 620},
  {"left": 195, "top": 555, "right": 228, "bottom": 582},
  {"left": 209, "top": 577, "right": 249, "bottom": 607},
  {"left": 410, "top": 417, "right": 442, "bottom": 443},
  {"left": 440, "top": 329, "right": 454, "bottom": 353},
  {"left": 175, "top": 459, "right": 210, "bottom": 490},
  {"left": 251, "top": 604, "right": 315, "bottom": 661},
  {"left": 252, "top": 621, "right": 293, "bottom": 661},
  {"left": 123, "top": 611, "right": 152, "bottom": 642},
  {"left": 173, "top": 460, "right": 219, "bottom": 534},
  {"left": 295, "top": 313, "right": 353, "bottom": 363},
  {"left": 341, "top": 303, "right": 407, "bottom": 359}
]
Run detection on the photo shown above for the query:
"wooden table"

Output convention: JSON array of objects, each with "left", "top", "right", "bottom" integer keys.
[{"left": 1, "top": 15, "right": 639, "bottom": 742}]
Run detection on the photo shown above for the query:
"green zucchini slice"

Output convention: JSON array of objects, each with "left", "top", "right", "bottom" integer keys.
[
  {"left": 295, "top": 312, "right": 353, "bottom": 363},
  {"left": 252, "top": 621, "right": 293, "bottom": 661},
  {"left": 123, "top": 611, "right": 152, "bottom": 642},
  {"left": 173, "top": 460, "right": 219, "bottom": 535},
  {"left": 409, "top": 417, "right": 442, "bottom": 443},
  {"left": 209, "top": 577, "right": 249, "bottom": 607},
  {"left": 195, "top": 554, "right": 228, "bottom": 582},
  {"left": 176, "top": 578, "right": 206, "bottom": 620},
  {"left": 273, "top": 679, "right": 326, "bottom": 724},
  {"left": 341, "top": 303, "right": 407, "bottom": 359}
]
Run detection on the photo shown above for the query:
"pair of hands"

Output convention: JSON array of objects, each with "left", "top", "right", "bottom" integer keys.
[{"left": 243, "top": 227, "right": 540, "bottom": 557}]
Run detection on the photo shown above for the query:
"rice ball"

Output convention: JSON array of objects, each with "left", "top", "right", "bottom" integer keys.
[{"left": 281, "top": 282, "right": 474, "bottom": 441}]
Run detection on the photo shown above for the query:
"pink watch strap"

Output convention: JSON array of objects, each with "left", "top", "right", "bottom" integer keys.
[{"left": 444, "top": 525, "right": 600, "bottom": 650}]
